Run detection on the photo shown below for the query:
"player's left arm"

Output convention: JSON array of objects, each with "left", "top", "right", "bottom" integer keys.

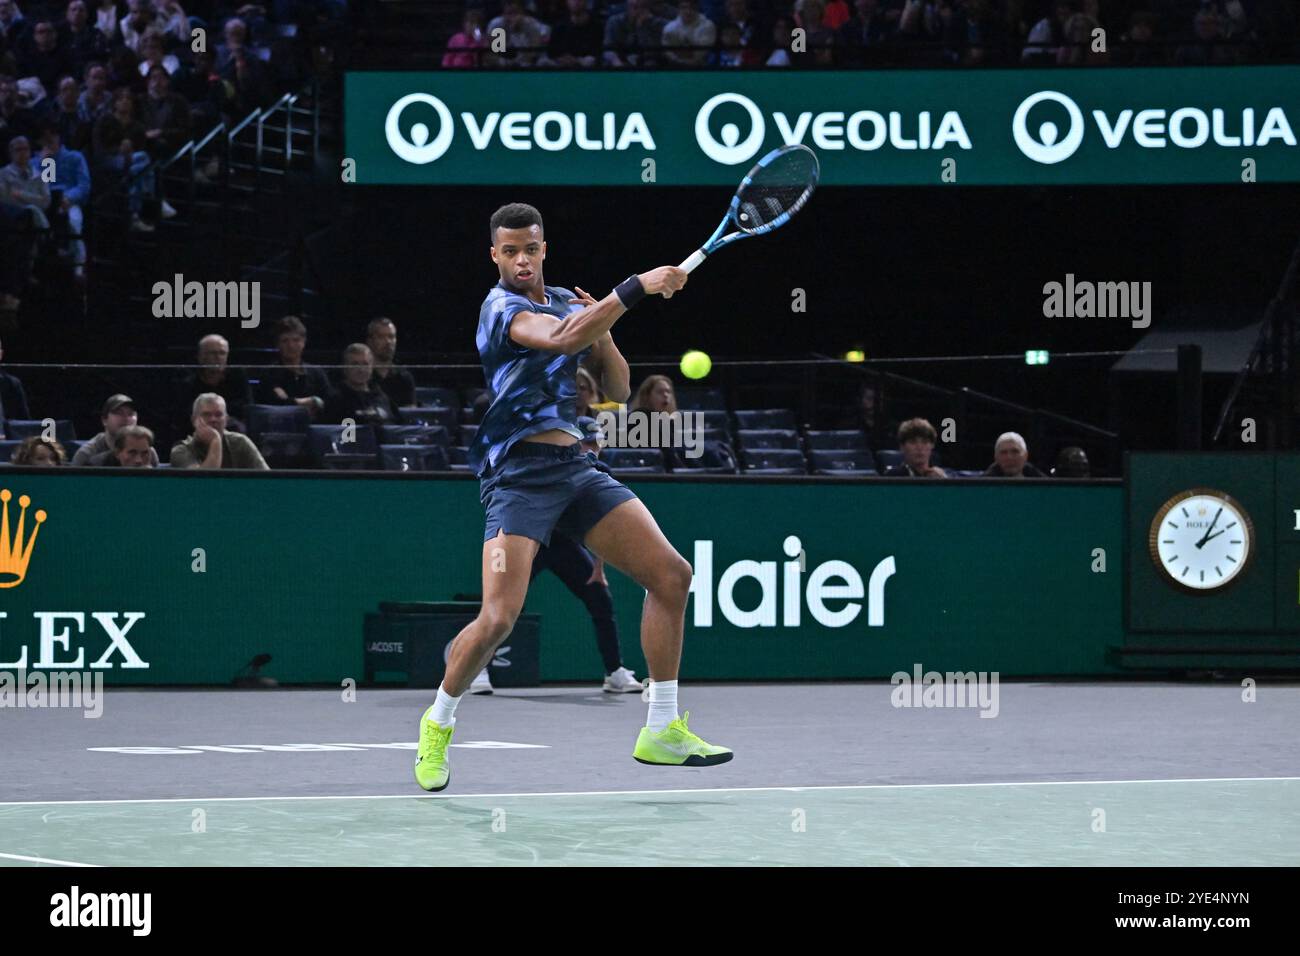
[{"left": 572, "top": 286, "right": 631, "bottom": 402}]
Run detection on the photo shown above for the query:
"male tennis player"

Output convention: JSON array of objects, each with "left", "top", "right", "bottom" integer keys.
[{"left": 414, "top": 203, "right": 732, "bottom": 791}]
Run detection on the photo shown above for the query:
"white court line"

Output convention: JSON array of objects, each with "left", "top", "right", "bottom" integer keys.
[
  {"left": 0, "top": 851, "right": 100, "bottom": 867},
  {"left": 0, "top": 776, "right": 1296, "bottom": 807}
]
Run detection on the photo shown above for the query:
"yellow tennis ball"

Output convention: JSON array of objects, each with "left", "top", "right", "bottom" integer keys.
[{"left": 680, "top": 350, "right": 712, "bottom": 380}]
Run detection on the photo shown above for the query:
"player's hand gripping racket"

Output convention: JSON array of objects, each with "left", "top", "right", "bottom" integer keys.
[{"left": 678, "top": 144, "right": 820, "bottom": 274}]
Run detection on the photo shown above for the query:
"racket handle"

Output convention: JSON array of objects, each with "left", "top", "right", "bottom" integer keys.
[{"left": 678, "top": 249, "right": 706, "bottom": 274}]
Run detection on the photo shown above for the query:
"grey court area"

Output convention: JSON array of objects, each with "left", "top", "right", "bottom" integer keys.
[{"left": 1, "top": 683, "right": 1298, "bottom": 866}]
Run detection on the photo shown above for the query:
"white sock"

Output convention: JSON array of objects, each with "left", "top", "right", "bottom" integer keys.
[
  {"left": 647, "top": 679, "right": 678, "bottom": 732},
  {"left": 426, "top": 685, "right": 462, "bottom": 727}
]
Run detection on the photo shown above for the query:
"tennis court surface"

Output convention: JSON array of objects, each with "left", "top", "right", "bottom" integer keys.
[{"left": 3, "top": 682, "right": 1297, "bottom": 867}]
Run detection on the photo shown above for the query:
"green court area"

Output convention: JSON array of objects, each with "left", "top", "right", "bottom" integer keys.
[{"left": 2, "top": 778, "right": 1297, "bottom": 867}]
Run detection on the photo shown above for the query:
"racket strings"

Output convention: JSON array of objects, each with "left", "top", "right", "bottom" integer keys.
[{"left": 735, "top": 150, "right": 819, "bottom": 233}]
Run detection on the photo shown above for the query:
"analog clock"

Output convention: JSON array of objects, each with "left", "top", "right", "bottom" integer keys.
[{"left": 1148, "top": 488, "right": 1254, "bottom": 592}]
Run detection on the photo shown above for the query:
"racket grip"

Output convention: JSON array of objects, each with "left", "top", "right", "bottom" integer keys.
[{"left": 678, "top": 249, "right": 706, "bottom": 274}]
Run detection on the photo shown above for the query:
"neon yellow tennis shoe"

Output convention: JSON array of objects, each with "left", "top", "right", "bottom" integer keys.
[
  {"left": 633, "top": 712, "right": 733, "bottom": 767},
  {"left": 414, "top": 715, "right": 454, "bottom": 791}
]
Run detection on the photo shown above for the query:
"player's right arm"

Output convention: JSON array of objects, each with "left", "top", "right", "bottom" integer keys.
[{"left": 509, "top": 266, "right": 687, "bottom": 355}]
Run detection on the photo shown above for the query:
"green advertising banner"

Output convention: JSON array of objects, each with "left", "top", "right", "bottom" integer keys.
[
  {"left": 344, "top": 67, "right": 1300, "bottom": 186},
  {"left": 0, "top": 472, "right": 1123, "bottom": 684}
]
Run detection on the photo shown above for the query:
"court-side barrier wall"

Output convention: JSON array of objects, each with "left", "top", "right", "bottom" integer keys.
[{"left": 0, "top": 470, "right": 1126, "bottom": 684}]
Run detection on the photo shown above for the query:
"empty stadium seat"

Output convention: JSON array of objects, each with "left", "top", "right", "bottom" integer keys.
[
  {"left": 875, "top": 449, "right": 903, "bottom": 472},
  {"left": 810, "top": 450, "right": 877, "bottom": 476},
  {"left": 380, "top": 444, "right": 449, "bottom": 472},
  {"left": 740, "top": 448, "right": 806, "bottom": 475},
  {"left": 5, "top": 419, "right": 76, "bottom": 442},
  {"left": 671, "top": 440, "right": 738, "bottom": 475},
  {"left": 601, "top": 448, "right": 666, "bottom": 473},
  {"left": 308, "top": 424, "right": 378, "bottom": 461},
  {"left": 246, "top": 404, "right": 311, "bottom": 440},
  {"left": 321, "top": 453, "right": 377, "bottom": 470},
  {"left": 675, "top": 387, "right": 726, "bottom": 411},
  {"left": 258, "top": 432, "right": 310, "bottom": 468},
  {"left": 380, "top": 424, "right": 451, "bottom": 446},
  {"left": 699, "top": 409, "right": 730, "bottom": 432},
  {"left": 805, "top": 429, "right": 868, "bottom": 450},
  {"left": 414, "top": 386, "right": 459, "bottom": 408},
  {"left": 734, "top": 409, "right": 796, "bottom": 430},
  {"left": 459, "top": 424, "right": 479, "bottom": 445},
  {"left": 400, "top": 406, "right": 458, "bottom": 430},
  {"left": 738, "top": 428, "right": 800, "bottom": 450},
  {"left": 448, "top": 446, "right": 470, "bottom": 471}
]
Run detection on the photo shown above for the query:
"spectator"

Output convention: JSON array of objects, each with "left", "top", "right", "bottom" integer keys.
[
  {"left": 0, "top": 74, "right": 38, "bottom": 157},
  {"left": 792, "top": 0, "right": 836, "bottom": 64},
  {"left": 442, "top": 7, "right": 488, "bottom": 68},
  {"left": 0, "top": 333, "right": 30, "bottom": 429},
  {"left": 766, "top": 15, "right": 794, "bottom": 64},
  {"left": 1022, "top": 0, "right": 1071, "bottom": 63},
  {"left": 543, "top": 0, "right": 604, "bottom": 67},
  {"left": 631, "top": 372, "right": 677, "bottom": 414},
  {"left": 223, "top": 44, "right": 274, "bottom": 110},
  {"left": 88, "top": 423, "right": 155, "bottom": 467},
  {"left": 61, "top": 1, "right": 111, "bottom": 74},
  {"left": 663, "top": 0, "right": 717, "bottom": 66},
  {"left": 1057, "top": 10, "right": 1106, "bottom": 65},
  {"left": 1051, "top": 445, "right": 1090, "bottom": 477},
  {"left": 256, "top": 314, "right": 330, "bottom": 416},
  {"left": 73, "top": 393, "right": 160, "bottom": 464},
  {"left": 120, "top": 0, "right": 175, "bottom": 52},
  {"left": 720, "top": 0, "right": 764, "bottom": 64},
  {"left": 32, "top": 124, "right": 90, "bottom": 282},
  {"left": 77, "top": 62, "right": 112, "bottom": 125},
  {"left": 983, "top": 431, "right": 1046, "bottom": 477},
  {"left": 604, "top": 0, "right": 669, "bottom": 66},
  {"left": 41, "top": 76, "right": 91, "bottom": 152},
  {"left": 94, "top": 0, "right": 122, "bottom": 42},
  {"left": 92, "top": 88, "right": 157, "bottom": 232},
  {"left": 216, "top": 15, "right": 254, "bottom": 69},
  {"left": 713, "top": 22, "right": 744, "bottom": 63},
  {"left": 136, "top": 31, "right": 181, "bottom": 77},
  {"left": 11, "top": 435, "right": 66, "bottom": 465},
  {"left": 170, "top": 392, "right": 269, "bottom": 469},
  {"left": 175, "top": 333, "right": 253, "bottom": 435},
  {"left": 836, "top": 0, "right": 890, "bottom": 64},
  {"left": 486, "top": 0, "right": 551, "bottom": 67},
  {"left": 19, "top": 20, "right": 75, "bottom": 93},
  {"left": 575, "top": 365, "right": 613, "bottom": 417},
  {"left": 366, "top": 316, "right": 415, "bottom": 410},
  {"left": 176, "top": 49, "right": 237, "bottom": 127},
  {"left": 1118, "top": 10, "right": 1161, "bottom": 66},
  {"left": 0, "top": 135, "right": 50, "bottom": 291},
  {"left": 821, "top": 0, "right": 852, "bottom": 31},
  {"left": 139, "top": 64, "right": 190, "bottom": 157},
  {"left": 322, "top": 343, "right": 395, "bottom": 425},
  {"left": 0, "top": 0, "right": 23, "bottom": 45},
  {"left": 1176, "top": 5, "right": 1238, "bottom": 65},
  {"left": 883, "top": 417, "right": 947, "bottom": 477}
]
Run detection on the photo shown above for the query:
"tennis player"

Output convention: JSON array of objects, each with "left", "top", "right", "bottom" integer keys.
[{"left": 414, "top": 203, "right": 732, "bottom": 791}]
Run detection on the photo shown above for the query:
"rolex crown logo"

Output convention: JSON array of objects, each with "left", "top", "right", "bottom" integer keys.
[{"left": 0, "top": 489, "right": 46, "bottom": 588}]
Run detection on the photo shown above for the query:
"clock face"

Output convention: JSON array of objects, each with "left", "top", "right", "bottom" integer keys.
[{"left": 1149, "top": 489, "right": 1254, "bottom": 592}]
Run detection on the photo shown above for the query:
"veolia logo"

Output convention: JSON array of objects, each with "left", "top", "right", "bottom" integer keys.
[
  {"left": 689, "top": 536, "right": 895, "bottom": 629},
  {"left": 695, "top": 92, "right": 766, "bottom": 165},
  {"left": 1013, "top": 90, "right": 1085, "bottom": 165},
  {"left": 385, "top": 92, "right": 455, "bottom": 164}
]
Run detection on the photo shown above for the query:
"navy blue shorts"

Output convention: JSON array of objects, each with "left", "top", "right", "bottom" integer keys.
[{"left": 480, "top": 441, "right": 637, "bottom": 547}]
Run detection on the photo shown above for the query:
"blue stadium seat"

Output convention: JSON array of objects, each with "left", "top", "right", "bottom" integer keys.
[
  {"left": 462, "top": 387, "right": 490, "bottom": 407},
  {"left": 321, "top": 453, "right": 377, "bottom": 470},
  {"left": 734, "top": 409, "right": 796, "bottom": 430},
  {"left": 380, "top": 424, "right": 451, "bottom": 447},
  {"left": 805, "top": 429, "right": 868, "bottom": 450},
  {"left": 258, "top": 432, "right": 310, "bottom": 468},
  {"left": 5, "top": 419, "right": 76, "bottom": 442},
  {"left": 699, "top": 409, "right": 730, "bottom": 432},
  {"left": 308, "top": 424, "right": 378, "bottom": 461},
  {"left": 400, "top": 406, "right": 458, "bottom": 430},
  {"left": 602, "top": 448, "right": 666, "bottom": 474},
  {"left": 675, "top": 387, "right": 726, "bottom": 411},
  {"left": 448, "top": 446, "right": 470, "bottom": 471},
  {"left": 810, "top": 450, "right": 877, "bottom": 476},
  {"left": 875, "top": 449, "right": 903, "bottom": 472},
  {"left": 738, "top": 428, "right": 799, "bottom": 450},
  {"left": 671, "top": 440, "right": 737, "bottom": 475},
  {"left": 414, "top": 386, "right": 459, "bottom": 408},
  {"left": 740, "top": 448, "right": 806, "bottom": 475},
  {"left": 247, "top": 404, "right": 310, "bottom": 440},
  {"left": 459, "top": 424, "right": 479, "bottom": 445},
  {"left": 380, "top": 444, "right": 449, "bottom": 472}
]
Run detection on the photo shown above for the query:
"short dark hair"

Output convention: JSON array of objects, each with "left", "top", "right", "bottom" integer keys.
[
  {"left": 490, "top": 203, "right": 543, "bottom": 244},
  {"left": 275, "top": 315, "right": 307, "bottom": 339},
  {"left": 114, "top": 424, "right": 155, "bottom": 451},
  {"left": 898, "top": 417, "right": 937, "bottom": 445}
]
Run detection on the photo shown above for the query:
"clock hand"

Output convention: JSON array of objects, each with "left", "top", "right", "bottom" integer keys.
[
  {"left": 1194, "top": 507, "right": 1222, "bottom": 549},
  {"left": 1201, "top": 528, "right": 1227, "bottom": 545}
]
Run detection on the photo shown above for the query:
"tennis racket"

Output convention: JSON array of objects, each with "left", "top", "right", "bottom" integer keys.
[{"left": 678, "top": 144, "right": 820, "bottom": 274}]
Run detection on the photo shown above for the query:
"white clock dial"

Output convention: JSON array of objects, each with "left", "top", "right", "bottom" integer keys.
[{"left": 1149, "top": 490, "right": 1253, "bottom": 592}]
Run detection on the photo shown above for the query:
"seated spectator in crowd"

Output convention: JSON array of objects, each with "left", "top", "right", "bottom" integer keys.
[
  {"left": 792, "top": 0, "right": 836, "bottom": 64},
  {"left": 139, "top": 64, "right": 190, "bottom": 157},
  {"left": 766, "top": 16, "right": 794, "bottom": 64},
  {"left": 0, "top": 333, "right": 30, "bottom": 429},
  {"left": 61, "top": 1, "right": 111, "bottom": 74},
  {"left": 718, "top": 0, "right": 764, "bottom": 65},
  {"left": 0, "top": 0, "right": 24, "bottom": 44},
  {"left": 121, "top": 0, "right": 185, "bottom": 53},
  {"left": 1117, "top": 10, "right": 1161, "bottom": 66},
  {"left": 631, "top": 373, "right": 677, "bottom": 414},
  {"left": 93, "top": 88, "right": 159, "bottom": 232},
  {"left": 663, "top": 0, "right": 717, "bottom": 66},
  {"left": 77, "top": 62, "right": 112, "bottom": 125},
  {"left": 176, "top": 49, "right": 239, "bottom": 128},
  {"left": 0, "top": 74, "right": 38, "bottom": 160},
  {"left": 1176, "top": 5, "right": 1240, "bottom": 65},
  {"left": 542, "top": 0, "right": 604, "bottom": 67},
  {"left": 136, "top": 31, "right": 181, "bottom": 77},
  {"left": 19, "top": 20, "right": 76, "bottom": 93},
  {"left": 89, "top": 423, "right": 155, "bottom": 466},
  {"left": 983, "top": 431, "right": 1046, "bottom": 477},
  {"left": 322, "top": 343, "right": 395, "bottom": 425},
  {"left": 604, "top": 0, "right": 669, "bottom": 67},
  {"left": 224, "top": 44, "right": 274, "bottom": 110},
  {"left": 11, "top": 434, "right": 66, "bottom": 465},
  {"left": 822, "top": 0, "right": 851, "bottom": 30},
  {"left": 170, "top": 392, "right": 269, "bottom": 469},
  {"left": 1057, "top": 10, "right": 1106, "bottom": 65},
  {"left": 442, "top": 6, "right": 488, "bottom": 68},
  {"left": 712, "top": 22, "right": 744, "bottom": 64},
  {"left": 256, "top": 314, "right": 330, "bottom": 416},
  {"left": 217, "top": 15, "right": 256, "bottom": 70},
  {"left": 1051, "top": 445, "right": 1090, "bottom": 477},
  {"left": 884, "top": 417, "right": 948, "bottom": 477},
  {"left": 576, "top": 365, "right": 620, "bottom": 417},
  {"left": 835, "top": 0, "right": 890, "bottom": 63},
  {"left": 40, "top": 76, "right": 91, "bottom": 153},
  {"left": 175, "top": 333, "right": 253, "bottom": 435},
  {"left": 94, "top": 0, "right": 122, "bottom": 42},
  {"left": 1022, "top": 0, "right": 1070, "bottom": 63},
  {"left": 72, "top": 393, "right": 161, "bottom": 465},
  {"left": 487, "top": 0, "right": 551, "bottom": 67},
  {"left": 0, "top": 135, "right": 50, "bottom": 292},
  {"left": 366, "top": 316, "right": 415, "bottom": 409},
  {"left": 32, "top": 124, "right": 89, "bottom": 282}
]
